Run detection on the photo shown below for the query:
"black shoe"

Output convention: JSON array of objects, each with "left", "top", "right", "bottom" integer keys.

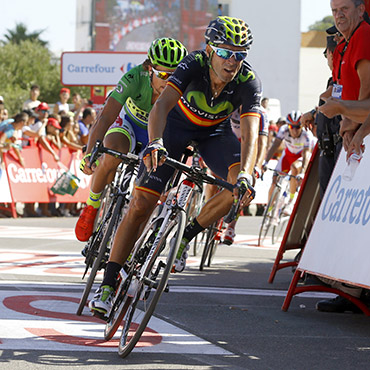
[{"left": 316, "top": 295, "right": 362, "bottom": 313}]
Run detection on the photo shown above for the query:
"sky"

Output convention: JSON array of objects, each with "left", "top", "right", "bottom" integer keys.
[{"left": 1, "top": 0, "right": 332, "bottom": 56}]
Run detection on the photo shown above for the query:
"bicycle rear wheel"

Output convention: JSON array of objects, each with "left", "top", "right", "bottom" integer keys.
[
  {"left": 272, "top": 215, "right": 289, "bottom": 245},
  {"left": 76, "top": 196, "right": 124, "bottom": 316},
  {"left": 118, "top": 209, "right": 186, "bottom": 358}
]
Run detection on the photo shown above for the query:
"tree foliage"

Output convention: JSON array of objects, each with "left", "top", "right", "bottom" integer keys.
[
  {"left": 3, "top": 22, "right": 48, "bottom": 47},
  {"left": 308, "top": 16, "right": 335, "bottom": 31},
  {"left": 0, "top": 25, "right": 90, "bottom": 116}
]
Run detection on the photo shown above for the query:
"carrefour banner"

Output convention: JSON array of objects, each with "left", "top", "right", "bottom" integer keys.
[
  {"left": 298, "top": 135, "right": 370, "bottom": 288},
  {"left": 1, "top": 147, "right": 91, "bottom": 203}
]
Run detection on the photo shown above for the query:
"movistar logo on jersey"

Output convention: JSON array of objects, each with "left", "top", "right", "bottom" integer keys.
[
  {"left": 237, "top": 69, "right": 255, "bottom": 84},
  {"left": 186, "top": 91, "right": 234, "bottom": 116},
  {"left": 194, "top": 53, "right": 205, "bottom": 67}
]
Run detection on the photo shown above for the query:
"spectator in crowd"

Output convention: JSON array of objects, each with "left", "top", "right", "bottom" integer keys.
[
  {"left": 34, "top": 103, "right": 60, "bottom": 162},
  {"left": 21, "top": 109, "right": 46, "bottom": 147},
  {"left": 60, "top": 115, "right": 83, "bottom": 152},
  {"left": 23, "top": 84, "right": 41, "bottom": 111},
  {"left": 78, "top": 107, "right": 96, "bottom": 145},
  {"left": 0, "top": 103, "right": 8, "bottom": 123},
  {"left": 53, "top": 88, "right": 71, "bottom": 115},
  {"left": 0, "top": 112, "right": 28, "bottom": 167},
  {"left": 45, "top": 117, "right": 62, "bottom": 150},
  {"left": 0, "top": 96, "right": 9, "bottom": 121},
  {"left": 314, "top": 0, "right": 370, "bottom": 313},
  {"left": 218, "top": 4, "right": 223, "bottom": 16},
  {"left": 71, "top": 93, "right": 89, "bottom": 121},
  {"left": 302, "top": 35, "right": 341, "bottom": 199}
]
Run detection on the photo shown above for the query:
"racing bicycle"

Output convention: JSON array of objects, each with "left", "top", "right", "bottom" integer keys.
[
  {"left": 258, "top": 169, "right": 297, "bottom": 246},
  {"left": 91, "top": 144, "right": 238, "bottom": 358},
  {"left": 76, "top": 142, "right": 139, "bottom": 316}
]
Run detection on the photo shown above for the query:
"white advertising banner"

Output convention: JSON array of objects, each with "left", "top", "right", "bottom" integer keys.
[
  {"left": 298, "top": 135, "right": 370, "bottom": 288},
  {"left": 0, "top": 165, "right": 12, "bottom": 202},
  {"left": 61, "top": 52, "right": 147, "bottom": 86}
]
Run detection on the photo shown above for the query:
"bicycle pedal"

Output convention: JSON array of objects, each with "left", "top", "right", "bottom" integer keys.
[{"left": 91, "top": 310, "right": 108, "bottom": 322}]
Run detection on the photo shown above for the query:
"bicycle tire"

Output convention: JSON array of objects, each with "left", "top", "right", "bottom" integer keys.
[
  {"left": 185, "top": 188, "right": 203, "bottom": 256},
  {"left": 118, "top": 209, "right": 186, "bottom": 358},
  {"left": 272, "top": 215, "right": 289, "bottom": 245},
  {"left": 76, "top": 196, "right": 124, "bottom": 316},
  {"left": 258, "top": 187, "right": 280, "bottom": 246},
  {"left": 207, "top": 219, "right": 223, "bottom": 267},
  {"left": 199, "top": 221, "right": 217, "bottom": 271}
]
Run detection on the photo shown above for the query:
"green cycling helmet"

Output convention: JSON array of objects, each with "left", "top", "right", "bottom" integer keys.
[
  {"left": 148, "top": 37, "right": 188, "bottom": 69},
  {"left": 205, "top": 16, "right": 253, "bottom": 50}
]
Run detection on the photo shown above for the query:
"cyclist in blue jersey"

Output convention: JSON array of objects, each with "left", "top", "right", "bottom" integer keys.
[{"left": 89, "top": 16, "right": 263, "bottom": 318}]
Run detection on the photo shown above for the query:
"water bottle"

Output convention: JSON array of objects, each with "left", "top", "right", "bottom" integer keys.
[{"left": 342, "top": 147, "right": 363, "bottom": 181}]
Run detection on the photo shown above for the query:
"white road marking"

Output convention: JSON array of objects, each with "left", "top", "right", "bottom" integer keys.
[{"left": 0, "top": 289, "right": 231, "bottom": 354}]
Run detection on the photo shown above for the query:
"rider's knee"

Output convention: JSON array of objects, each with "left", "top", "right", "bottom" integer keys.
[{"left": 130, "top": 193, "right": 156, "bottom": 217}]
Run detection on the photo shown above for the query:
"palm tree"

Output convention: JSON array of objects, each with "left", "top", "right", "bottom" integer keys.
[{"left": 3, "top": 22, "right": 48, "bottom": 47}]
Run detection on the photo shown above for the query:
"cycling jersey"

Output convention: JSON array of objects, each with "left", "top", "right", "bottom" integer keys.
[
  {"left": 108, "top": 64, "right": 153, "bottom": 149},
  {"left": 167, "top": 50, "right": 262, "bottom": 127},
  {"left": 110, "top": 64, "right": 153, "bottom": 132},
  {"left": 230, "top": 106, "right": 268, "bottom": 141},
  {"left": 276, "top": 124, "right": 311, "bottom": 155},
  {"left": 137, "top": 50, "right": 263, "bottom": 197}
]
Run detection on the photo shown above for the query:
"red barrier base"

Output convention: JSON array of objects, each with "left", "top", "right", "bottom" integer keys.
[{"left": 282, "top": 269, "right": 370, "bottom": 316}]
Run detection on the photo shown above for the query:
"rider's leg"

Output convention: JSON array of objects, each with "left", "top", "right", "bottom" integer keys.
[
  {"left": 89, "top": 188, "right": 159, "bottom": 315},
  {"left": 75, "top": 132, "right": 131, "bottom": 241}
]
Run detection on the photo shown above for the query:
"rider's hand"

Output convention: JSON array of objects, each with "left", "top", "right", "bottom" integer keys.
[
  {"left": 262, "top": 161, "right": 268, "bottom": 173},
  {"left": 253, "top": 166, "right": 262, "bottom": 181},
  {"left": 142, "top": 138, "right": 167, "bottom": 171},
  {"left": 234, "top": 171, "right": 256, "bottom": 207},
  {"left": 80, "top": 153, "right": 99, "bottom": 175},
  {"left": 296, "top": 173, "right": 304, "bottom": 182}
]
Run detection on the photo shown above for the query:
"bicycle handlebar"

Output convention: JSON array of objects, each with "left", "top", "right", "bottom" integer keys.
[
  {"left": 89, "top": 140, "right": 140, "bottom": 168},
  {"left": 90, "top": 140, "right": 239, "bottom": 222},
  {"left": 261, "top": 167, "right": 297, "bottom": 181}
]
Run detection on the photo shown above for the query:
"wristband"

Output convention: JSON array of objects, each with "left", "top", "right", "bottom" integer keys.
[{"left": 237, "top": 171, "right": 253, "bottom": 185}]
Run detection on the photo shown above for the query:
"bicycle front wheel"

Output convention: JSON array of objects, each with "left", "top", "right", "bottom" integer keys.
[
  {"left": 200, "top": 221, "right": 218, "bottom": 271},
  {"left": 258, "top": 187, "right": 280, "bottom": 246},
  {"left": 76, "top": 196, "right": 124, "bottom": 316},
  {"left": 118, "top": 209, "right": 186, "bottom": 358}
]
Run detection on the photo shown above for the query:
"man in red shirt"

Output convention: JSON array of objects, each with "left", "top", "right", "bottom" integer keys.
[{"left": 331, "top": 0, "right": 370, "bottom": 150}]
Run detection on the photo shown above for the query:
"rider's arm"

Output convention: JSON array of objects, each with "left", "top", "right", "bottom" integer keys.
[
  {"left": 256, "top": 134, "right": 268, "bottom": 170},
  {"left": 239, "top": 113, "right": 259, "bottom": 175},
  {"left": 147, "top": 85, "right": 181, "bottom": 141},
  {"left": 85, "top": 97, "right": 123, "bottom": 154},
  {"left": 264, "top": 137, "right": 282, "bottom": 164},
  {"left": 300, "top": 147, "right": 311, "bottom": 174}
]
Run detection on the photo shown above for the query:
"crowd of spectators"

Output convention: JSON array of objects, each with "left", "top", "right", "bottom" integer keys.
[{"left": 0, "top": 86, "right": 96, "bottom": 218}]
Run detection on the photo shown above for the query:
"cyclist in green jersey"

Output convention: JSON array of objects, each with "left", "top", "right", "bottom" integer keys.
[{"left": 76, "top": 38, "right": 187, "bottom": 242}]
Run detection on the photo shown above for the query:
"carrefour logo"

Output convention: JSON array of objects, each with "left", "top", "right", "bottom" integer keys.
[
  {"left": 67, "top": 64, "right": 117, "bottom": 73},
  {"left": 321, "top": 175, "right": 370, "bottom": 226}
]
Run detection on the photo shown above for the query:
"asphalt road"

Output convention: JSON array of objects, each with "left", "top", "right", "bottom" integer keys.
[{"left": 0, "top": 215, "right": 369, "bottom": 369}]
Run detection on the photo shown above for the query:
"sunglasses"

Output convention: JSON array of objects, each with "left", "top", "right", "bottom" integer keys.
[
  {"left": 288, "top": 124, "right": 301, "bottom": 129},
  {"left": 152, "top": 67, "right": 174, "bottom": 81},
  {"left": 210, "top": 45, "right": 248, "bottom": 62}
]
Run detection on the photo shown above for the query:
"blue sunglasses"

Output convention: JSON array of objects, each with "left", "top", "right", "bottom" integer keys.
[{"left": 210, "top": 45, "right": 248, "bottom": 61}]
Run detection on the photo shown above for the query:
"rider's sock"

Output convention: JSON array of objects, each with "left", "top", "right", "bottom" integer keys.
[
  {"left": 289, "top": 192, "right": 295, "bottom": 201},
  {"left": 101, "top": 261, "right": 122, "bottom": 289},
  {"left": 86, "top": 190, "right": 102, "bottom": 209},
  {"left": 183, "top": 218, "right": 205, "bottom": 243}
]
